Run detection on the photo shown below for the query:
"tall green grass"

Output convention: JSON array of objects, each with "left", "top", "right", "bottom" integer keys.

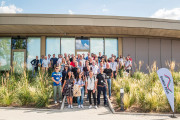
[
  {"left": 113, "top": 61, "right": 180, "bottom": 113},
  {"left": 0, "top": 70, "right": 53, "bottom": 108}
]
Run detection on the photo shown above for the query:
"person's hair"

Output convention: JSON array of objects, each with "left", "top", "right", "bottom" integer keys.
[
  {"left": 76, "top": 72, "right": 83, "bottom": 81},
  {"left": 66, "top": 71, "right": 72, "bottom": 79}
]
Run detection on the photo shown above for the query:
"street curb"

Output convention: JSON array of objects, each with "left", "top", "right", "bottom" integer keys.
[
  {"left": 107, "top": 99, "right": 179, "bottom": 117},
  {"left": 107, "top": 97, "right": 115, "bottom": 114}
]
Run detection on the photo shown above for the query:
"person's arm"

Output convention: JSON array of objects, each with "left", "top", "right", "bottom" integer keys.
[
  {"left": 85, "top": 79, "right": 88, "bottom": 93},
  {"left": 52, "top": 77, "right": 58, "bottom": 84},
  {"left": 111, "top": 70, "right": 113, "bottom": 78},
  {"left": 116, "top": 63, "right": 118, "bottom": 75},
  {"left": 93, "top": 80, "right": 97, "bottom": 93},
  {"left": 60, "top": 75, "right": 62, "bottom": 83},
  {"left": 61, "top": 80, "right": 66, "bottom": 92},
  {"left": 30, "top": 59, "right": 34, "bottom": 65}
]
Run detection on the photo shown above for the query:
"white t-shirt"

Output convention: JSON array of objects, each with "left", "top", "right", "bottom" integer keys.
[
  {"left": 91, "top": 65, "right": 98, "bottom": 75},
  {"left": 48, "top": 58, "right": 51, "bottom": 64},
  {"left": 86, "top": 76, "right": 97, "bottom": 90},
  {"left": 79, "top": 59, "right": 85, "bottom": 67},
  {"left": 119, "top": 58, "right": 124, "bottom": 66},
  {"left": 125, "top": 60, "right": 132, "bottom": 70},
  {"left": 110, "top": 62, "right": 118, "bottom": 71},
  {"left": 57, "top": 58, "right": 62, "bottom": 64},
  {"left": 42, "top": 59, "right": 49, "bottom": 68}
]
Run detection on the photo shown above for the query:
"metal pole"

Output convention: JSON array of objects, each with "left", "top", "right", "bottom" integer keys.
[{"left": 120, "top": 88, "right": 124, "bottom": 111}]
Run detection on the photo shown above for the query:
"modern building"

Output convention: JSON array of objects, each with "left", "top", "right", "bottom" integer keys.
[{"left": 0, "top": 14, "right": 180, "bottom": 73}]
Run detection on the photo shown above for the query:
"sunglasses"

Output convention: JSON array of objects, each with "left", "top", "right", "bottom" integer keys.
[{"left": 55, "top": 68, "right": 59, "bottom": 69}]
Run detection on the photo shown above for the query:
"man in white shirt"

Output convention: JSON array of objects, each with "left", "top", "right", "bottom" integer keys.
[
  {"left": 57, "top": 54, "right": 62, "bottom": 66},
  {"left": 79, "top": 55, "right": 85, "bottom": 67},
  {"left": 79, "top": 61, "right": 84, "bottom": 72},
  {"left": 97, "top": 62, "right": 104, "bottom": 74},
  {"left": 125, "top": 57, "right": 132, "bottom": 73},
  {"left": 48, "top": 54, "right": 51, "bottom": 68},
  {"left": 110, "top": 57, "right": 118, "bottom": 79},
  {"left": 85, "top": 71, "right": 97, "bottom": 109},
  {"left": 42, "top": 56, "right": 49, "bottom": 72},
  {"left": 91, "top": 61, "right": 98, "bottom": 75}
]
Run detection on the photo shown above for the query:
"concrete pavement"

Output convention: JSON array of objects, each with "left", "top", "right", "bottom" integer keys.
[{"left": 0, "top": 107, "right": 179, "bottom": 120}]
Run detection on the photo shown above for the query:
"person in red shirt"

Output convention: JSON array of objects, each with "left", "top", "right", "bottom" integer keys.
[
  {"left": 128, "top": 54, "right": 132, "bottom": 62},
  {"left": 70, "top": 57, "right": 76, "bottom": 67}
]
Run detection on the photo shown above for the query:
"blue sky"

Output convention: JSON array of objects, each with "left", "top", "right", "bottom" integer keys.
[{"left": 0, "top": 0, "right": 180, "bottom": 20}]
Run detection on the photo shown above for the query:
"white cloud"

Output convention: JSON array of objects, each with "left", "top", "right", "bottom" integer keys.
[
  {"left": 102, "top": 4, "right": 109, "bottom": 12},
  {"left": 68, "top": 9, "right": 74, "bottom": 14},
  {"left": 76, "top": 40, "right": 89, "bottom": 49},
  {"left": 151, "top": 8, "right": 180, "bottom": 20},
  {"left": 0, "top": 1, "right": 23, "bottom": 13},
  {"left": 102, "top": 8, "right": 109, "bottom": 12}
]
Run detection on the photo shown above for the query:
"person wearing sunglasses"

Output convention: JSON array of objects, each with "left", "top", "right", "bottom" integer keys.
[{"left": 51, "top": 67, "right": 62, "bottom": 104}]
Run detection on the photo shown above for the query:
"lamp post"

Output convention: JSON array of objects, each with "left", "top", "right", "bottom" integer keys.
[{"left": 120, "top": 88, "right": 124, "bottom": 111}]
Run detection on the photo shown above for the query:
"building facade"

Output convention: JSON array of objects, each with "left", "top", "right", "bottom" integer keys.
[{"left": 0, "top": 14, "right": 180, "bottom": 72}]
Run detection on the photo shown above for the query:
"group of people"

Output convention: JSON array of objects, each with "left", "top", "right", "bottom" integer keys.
[{"left": 31, "top": 52, "right": 132, "bottom": 109}]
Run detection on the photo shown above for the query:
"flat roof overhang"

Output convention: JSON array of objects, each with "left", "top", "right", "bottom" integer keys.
[{"left": 0, "top": 14, "right": 180, "bottom": 38}]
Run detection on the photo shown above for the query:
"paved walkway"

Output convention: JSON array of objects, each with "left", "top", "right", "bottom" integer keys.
[{"left": 0, "top": 107, "right": 179, "bottom": 120}]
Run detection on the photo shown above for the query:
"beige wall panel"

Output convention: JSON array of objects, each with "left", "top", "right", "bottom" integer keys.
[
  {"left": 136, "top": 38, "right": 149, "bottom": 73},
  {"left": 172, "top": 40, "right": 180, "bottom": 71},
  {"left": 149, "top": 39, "right": 161, "bottom": 69},
  {"left": 161, "top": 39, "right": 172, "bottom": 68},
  {"left": 122, "top": 37, "right": 136, "bottom": 72}
]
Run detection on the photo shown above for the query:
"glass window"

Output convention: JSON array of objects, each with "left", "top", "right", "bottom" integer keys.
[
  {"left": 76, "top": 38, "right": 89, "bottom": 50},
  {"left": 90, "top": 38, "right": 104, "bottom": 55},
  {"left": 46, "top": 37, "right": 60, "bottom": 57},
  {"left": 12, "top": 38, "right": 26, "bottom": 49},
  {"left": 27, "top": 37, "right": 41, "bottom": 70},
  {"left": 13, "top": 52, "right": 25, "bottom": 74},
  {"left": 61, "top": 38, "right": 75, "bottom": 55},
  {"left": 0, "top": 37, "right": 11, "bottom": 71},
  {"left": 105, "top": 38, "right": 118, "bottom": 58}
]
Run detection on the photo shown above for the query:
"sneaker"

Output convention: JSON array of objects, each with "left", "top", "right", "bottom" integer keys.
[
  {"left": 54, "top": 101, "right": 57, "bottom": 104},
  {"left": 104, "top": 104, "right": 108, "bottom": 107},
  {"left": 78, "top": 105, "right": 81, "bottom": 108},
  {"left": 70, "top": 105, "right": 73, "bottom": 109},
  {"left": 95, "top": 106, "right": 98, "bottom": 109},
  {"left": 80, "top": 105, "right": 84, "bottom": 108},
  {"left": 89, "top": 105, "right": 92, "bottom": 109},
  {"left": 97, "top": 104, "right": 100, "bottom": 108},
  {"left": 68, "top": 105, "right": 71, "bottom": 108},
  {"left": 59, "top": 101, "right": 62, "bottom": 103}
]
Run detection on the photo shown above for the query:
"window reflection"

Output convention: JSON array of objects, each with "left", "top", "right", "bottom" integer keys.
[
  {"left": 12, "top": 38, "right": 26, "bottom": 49},
  {"left": 27, "top": 37, "right": 41, "bottom": 70},
  {"left": 46, "top": 37, "right": 60, "bottom": 57},
  {"left": 76, "top": 38, "right": 89, "bottom": 50},
  {"left": 61, "top": 38, "right": 75, "bottom": 55},
  {"left": 105, "top": 38, "right": 118, "bottom": 58},
  {"left": 90, "top": 38, "right": 104, "bottom": 55},
  {"left": 0, "top": 37, "right": 11, "bottom": 71}
]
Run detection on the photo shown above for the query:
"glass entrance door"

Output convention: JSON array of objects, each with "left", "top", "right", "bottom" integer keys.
[{"left": 12, "top": 49, "right": 26, "bottom": 73}]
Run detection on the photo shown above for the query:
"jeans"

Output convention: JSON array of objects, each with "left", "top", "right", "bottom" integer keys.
[
  {"left": 107, "top": 79, "right": 111, "bottom": 97},
  {"left": 88, "top": 90, "right": 96, "bottom": 105},
  {"left": 53, "top": 85, "right": 62, "bottom": 101},
  {"left": 97, "top": 86, "right": 107, "bottom": 105},
  {"left": 32, "top": 66, "right": 38, "bottom": 76},
  {"left": 113, "top": 71, "right": 117, "bottom": 79},
  {"left": 77, "top": 87, "right": 84, "bottom": 105}
]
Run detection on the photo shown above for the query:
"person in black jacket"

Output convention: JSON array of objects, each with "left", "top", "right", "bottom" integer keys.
[{"left": 30, "top": 56, "right": 39, "bottom": 77}]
